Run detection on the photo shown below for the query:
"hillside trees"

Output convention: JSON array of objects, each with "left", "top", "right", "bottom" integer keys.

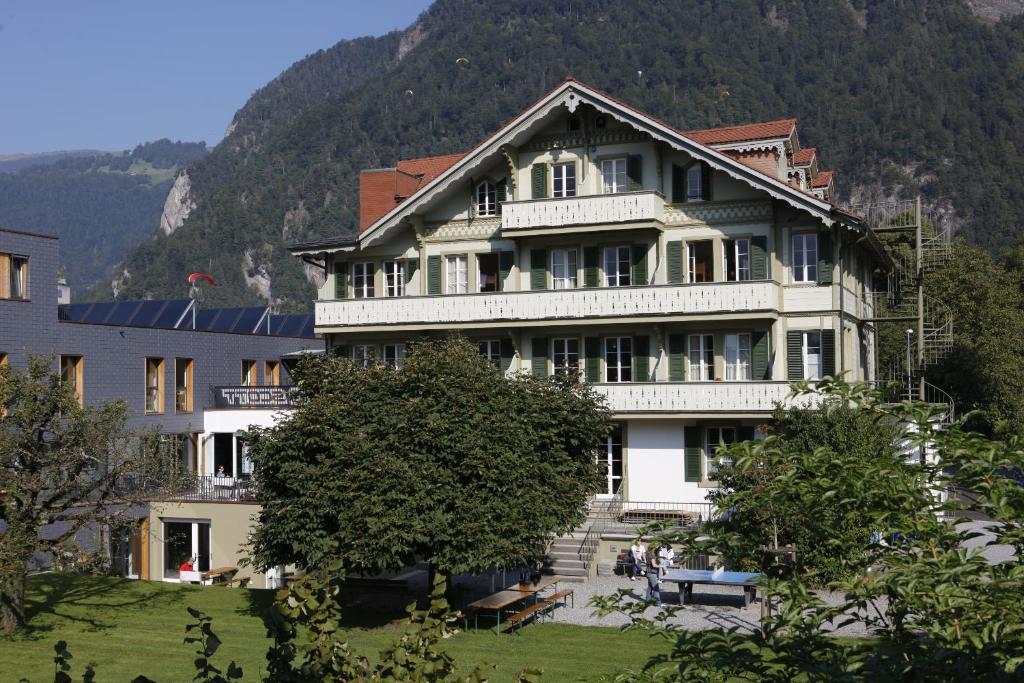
[{"left": 246, "top": 336, "right": 610, "bottom": 580}]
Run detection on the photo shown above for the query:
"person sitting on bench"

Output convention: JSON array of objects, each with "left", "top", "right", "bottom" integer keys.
[{"left": 627, "top": 539, "right": 646, "bottom": 581}]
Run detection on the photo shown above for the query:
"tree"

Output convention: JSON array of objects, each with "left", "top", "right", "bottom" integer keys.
[
  {"left": 0, "top": 355, "right": 172, "bottom": 632},
  {"left": 247, "top": 336, "right": 610, "bottom": 579}
]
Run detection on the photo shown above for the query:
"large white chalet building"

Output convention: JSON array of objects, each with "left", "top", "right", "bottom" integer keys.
[{"left": 290, "top": 79, "right": 889, "bottom": 506}]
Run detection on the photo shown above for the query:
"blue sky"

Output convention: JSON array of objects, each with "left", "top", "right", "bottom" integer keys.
[{"left": 0, "top": 0, "right": 432, "bottom": 154}]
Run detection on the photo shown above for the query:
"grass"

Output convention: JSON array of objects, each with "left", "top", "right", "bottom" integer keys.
[{"left": 0, "top": 574, "right": 670, "bottom": 682}]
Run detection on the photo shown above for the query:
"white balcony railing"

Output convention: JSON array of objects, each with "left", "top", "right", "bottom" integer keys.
[
  {"left": 501, "top": 191, "right": 665, "bottom": 230},
  {"left": 593, "top": 381, "right": 819, "bottom": 414},
  {"left": 315, "top": 281, "right": 779, "bottom": 328}
]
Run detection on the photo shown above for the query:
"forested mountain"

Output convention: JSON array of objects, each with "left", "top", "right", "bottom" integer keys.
[
  {"left": 0, "top": 140, "right": 207, "bottom": 293},
  {"left": 107, "top": 0, "right": 1024, "bottom": 311}
]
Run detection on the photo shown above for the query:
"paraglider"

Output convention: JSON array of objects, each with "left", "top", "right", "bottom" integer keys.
[
  {"left": 187, "top": 272, "right": 216, "bottom": 304},
  {"left": 455, "top": 57, "right": 470, "bottom": 66}
]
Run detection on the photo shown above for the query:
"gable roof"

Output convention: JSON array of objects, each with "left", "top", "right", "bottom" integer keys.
[
  {"left": 684, "top": 118, "right": 797, "bottom": 145},
  {"left": 811, "top": 170, "right": 834, "bottom": 188},
  {"left": 358, "top": 152, "right": 466, "bottom": 232},
  {"left": 793, "top": 147, "right": 817, "bottom": 165}
]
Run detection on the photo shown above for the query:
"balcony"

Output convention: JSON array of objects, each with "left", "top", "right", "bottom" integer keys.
[
  {"left": 501, "top": 191, "right": 664, "bottom": 232},
  {"left": 209, "top": 385, "right": 297, "bottom": 409},
  {"left": 162, "top": 475, "right": 256, "bottom": 502},
  {"left": 593, "top": 381, "right": 817, "bottom": 414},
  {"left": 314, "top": 281, "right": 779, "bottom": 329}
]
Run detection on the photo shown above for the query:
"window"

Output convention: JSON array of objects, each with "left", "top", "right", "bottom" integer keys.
[
  {"left": 163, "top": 520, "right": 210, "bottom": 580},
  {"left": 175, "top": 358, "right": 193, "bottom": 412},
  {"left": 551, "top": 249, "right": 577, "bottom": 289},
  {"left": 353, "top": 262, "right": 375, "bottom": 298},
  {"left": 0, "top": 254, "right": 28, "bottom": 300},
  {"left": 724, "top": 334, "right": 751, "bottom": 381},
  {"left": 145, "top": 358, "right": 164, "bottom": 414},
  {"left": 478, "top": 340, "right": 502, "bottom": 369},
  {"left": 687, "top": 240, "right": 714, "bottom": 283},
  {"left": 724, "top": 239, "right": 751, "bottom": 281},
  {"left": 477, "top": 253, "right": 499, "bottom": 293},
  {"left": 792, "top": 234, "right": 817, "bottom": 283},
  {"left": 265, "top": 360, "right": 280, "bottom": 387},
  {"left": 603, "top": 246, "right": 631, "bottom": 287},
  {"left": 240, "top": 360, "right": 257, "bottom": 386},
  {"left": 553, "top": 338, "right": 579, "bottom": 376},
  {"left": 604, "top": 337, "right": 632, "bottom": 383},
  {"left": 705, "top": 427, "right": 736, "bottom": 478},
  {"left": 601, "top": 158, "right": 627, "bottom": 194},
  {"left": 352, "top": 345, "right": 373, "bottom": 368},
  {"left": 476, "top": 181, "right": 496, "bottom": 216},
  {"left": 598, "top": 425, "right": 624, "bottom": 495},
  {"left": 384, "top": 261, "right": 405, "bottom": 297},
  {"left": 383, "top": 344, "right": 405, "bottom": 369},
  {"left": 446, "top": 255, "right": 468, "bottom": 294},
  {"left": 687, "top": 335, "right": 714, "bottom": 381},
  {"left": 60, "top": 355, "right": 83, "bottom": 406},
  {"left": 686, "top": 164, "right": 705, "bottom": 202},
  {"left": 552, "top": 162, "right": 577, "bottom": 198},
  {"left": 802, "top": 331, "right": 823, "bottom": 380}
]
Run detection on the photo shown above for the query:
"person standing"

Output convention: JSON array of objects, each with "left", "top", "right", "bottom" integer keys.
[{"left": 644, "top": 553, "right": 662, "bottom": 604}]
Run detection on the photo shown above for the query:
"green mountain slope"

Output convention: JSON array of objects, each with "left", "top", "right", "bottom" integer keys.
[
  {"left": 0, "top": 140, "right": 207, "bottom": 293},
  {"left": 109, "top": 0, "right": 1024, "bottom": 311}
]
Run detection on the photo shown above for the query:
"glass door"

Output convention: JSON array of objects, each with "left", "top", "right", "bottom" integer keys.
[
  {"left": 163, "top": 520, "right": 211, "bottom": 580},
  {"left": 597, "top": 425, "right": 624, "bottom": 498}
]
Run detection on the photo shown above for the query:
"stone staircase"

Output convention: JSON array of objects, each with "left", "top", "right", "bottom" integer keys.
[{"left": 542, "top": 532, "right": 589, "bottom": 582}]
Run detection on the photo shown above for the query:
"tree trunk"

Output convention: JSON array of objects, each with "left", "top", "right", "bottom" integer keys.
[{"left": 1, "top": 570, "right": 26, "bottom": 633}]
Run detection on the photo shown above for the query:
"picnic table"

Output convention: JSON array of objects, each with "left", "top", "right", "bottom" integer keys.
[
  {"left": 509, "top": 574, "right": 560, "bottom": 593},
  {"left": 466, "top": 590, "right": 530, "bottom": 633},
  {"left": 466, "top": 575, "right": 571, "bottom": 633},
  {"left": 661, "top": 569, "right": 763, "bottom": 607}
]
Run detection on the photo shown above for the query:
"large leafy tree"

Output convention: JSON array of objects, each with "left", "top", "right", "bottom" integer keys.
[
  {"left": 247, "top": 336, "right": 610, "bottom": 578},
  {"left": 0, "top": 355, "right": 173, "bottom": 632}
]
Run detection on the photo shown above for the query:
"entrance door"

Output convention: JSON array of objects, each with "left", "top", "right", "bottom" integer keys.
[
  {"left": 163, "top": 520, "right": 211, "bottom": 580},
  {"left": 597, "top": 425, "right": 624, "bottom": 498},
  {"left": 213, "top": 434, "right": 233, "bottom": 476}
]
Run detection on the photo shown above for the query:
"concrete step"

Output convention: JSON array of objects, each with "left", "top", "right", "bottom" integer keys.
[
  {"left": 548, "top": 559, "right": 586, "bottom": 572},
  {"left": 547, "top": 550, "right": 580, "bottom": 561}
]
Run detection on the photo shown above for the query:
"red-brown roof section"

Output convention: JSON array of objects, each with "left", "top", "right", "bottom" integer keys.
[
  {"left": 793, "top": 147, "right": 817, "bottom": 165},
  {"left": 684, "top": 118, "right": 797, "bottom": 145},
  {"left": 358, "top": 152, "right": 466, "bottom": 233},
  {"left": 811, "top": 170, "right": 834, "bottom": 188}
]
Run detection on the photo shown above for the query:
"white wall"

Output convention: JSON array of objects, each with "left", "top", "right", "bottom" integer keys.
[{"left": 625, "top": 420, "right": 710, "bottom": 504}]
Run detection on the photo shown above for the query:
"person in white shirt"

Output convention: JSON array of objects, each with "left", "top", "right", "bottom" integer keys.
[
  {"left": 658, "top": 543, "right": 675, "bottom": 572},
  {"left": 628, "top": 539, "right": 647, "bottom": 581}
]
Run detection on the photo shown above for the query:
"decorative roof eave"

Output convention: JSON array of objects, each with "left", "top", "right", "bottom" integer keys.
[
  {"left": 355, "top": 80, "right": 861, "bottom": 250},
  {"left": 707, "top": 138, "right": 790, "bottom": 157},
  {"left": 288, "top": 235, "right": 358, "bottom": 256}
]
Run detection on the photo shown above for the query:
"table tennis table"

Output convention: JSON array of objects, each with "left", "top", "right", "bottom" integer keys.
[{"left": 661, "top": 569, "right": 763, "bottom": 607}]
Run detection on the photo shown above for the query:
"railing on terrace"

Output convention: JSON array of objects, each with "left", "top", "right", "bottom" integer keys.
[
  {"left": 162, "top": 475, "right": 257, "bottom": 502},
  {"left": 593, "top": 381, "right": 816, "bottom": 414},
  {"left": 314, "top": 280, "right": 779, "bottom": 328},
  {"left": 502, "top": 191, "right": 665, "bottom": 230},
  {"left": 209, "top": 385, "right": 297, "bottom": 409}
]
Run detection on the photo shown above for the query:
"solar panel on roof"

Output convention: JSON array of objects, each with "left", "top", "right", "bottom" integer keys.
[
  {"left": 233, "top": 307, "right": 268, "bottom": 334},
  {"left": 81, "top": 302, "right": 118, "bottom": 324},
  {"left": 205, "top": 307, "right": 244, "bottom": 332},
  {"left": 129, "top": 300, "right": 166, "bottom": 327},
  {"left": 154, "top": 300, "right": 193, "bottom": 329},
  {"left": 104, "top": 301, "right": 142, "bottom": 326},
  {"left": 60, "top": 302, "right": 94, "bottom": 323},
  {"left": 193, "top": 309, "right": 217, "bottom": 330}
]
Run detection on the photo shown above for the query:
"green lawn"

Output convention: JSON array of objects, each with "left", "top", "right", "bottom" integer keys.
[{"left": 0, "top": 574, "right": 669, "bottom": 682}]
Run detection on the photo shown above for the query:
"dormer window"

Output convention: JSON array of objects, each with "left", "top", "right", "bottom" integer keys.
[
  {"left": 476, "top": 180, "right": 496, "bottom": 216},
  {"left": 686, "top": 164, "right": 704, "bottom": 202}
]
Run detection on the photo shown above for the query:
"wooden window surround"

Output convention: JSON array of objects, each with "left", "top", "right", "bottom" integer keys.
[
  {"left": 241, "top": 360, "right": 257, "bottom": 386},
  {"left": 145, "top": 358, "right": 165, "bottom": 414},
  {"left": 265, "top": 360, "right": 280, "bottom": 386},
  {"left": 60, "top": 355, "right": 84, "bottom": 406},
  {"left": 175, "top": 358, "right": 193, "bottom": 413},
  {"left": 0, "top": 253, "right": 29, "bottom": 300}
]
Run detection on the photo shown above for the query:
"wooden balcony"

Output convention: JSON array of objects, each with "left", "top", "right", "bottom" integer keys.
[
  {"left": 314, "top": 281, "right": 779, "bottom": 330},
  {"left": 501, "top": 191, "right": 665, "bottom": 232},
  {"left": 593, "top": 381, "right": 817, "bottom": 414}
]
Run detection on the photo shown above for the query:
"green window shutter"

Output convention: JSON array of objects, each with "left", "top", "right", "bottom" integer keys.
[
  {"left": 738, "top": 426, "right": 755, "bottom": 442},
  {"left": 751, "top": 236, "right": 768, "bottom": 280},
  {"left": 334, "top": 261, "right": 348, "bottom": 299},
  {"left": 822, "top": 329, "right": 836, "bottom": 378},
  {"left": 817, "top": 230, "right": 833, "bottom": 285},
  {"left": 495, "top": 178, "right": 508, "bottom": 207},
  {"left": 530, "top": 248, "right": 548, "bottom": 290},
  {"left": 633, "top": 335, "right": 650, "bottom": 382},
  {"left": 787, "top": 330, "right": 804, "bottom": 380},
  {"left": 684, "top": 426, "right": 703, "bottom": 482},
  {"left": 667, "top": 240, "right": 684, "bottom": 283},
  {"left": 627, "top": 154, "right": 643, "bottom": 191},
  {"left": 752, "top": 330, "right": 771, "bottom": 380},
  {"left": 531, "top": 337, "right": 548, "bottom": 377},
  {"left": 630, "top": 243, "right": 648, "bottom": 286},
  {"left": 668, "top": 334, "right": 685, "bottom": 381},
  {"left": 404, "top": 258, "right": 419, "bottom": 287},
  {"left": 531, "top": 163, "right": 548, "bottom": 199},
  {"left": 583, "top": 247, "right": 600, "bottom": 288},
  {"left": 500, "top": 338, "right": 515, "bottom": 373},
  {"left": 584, "top": 337, "right": 601, "bottom": 383},
  {"left": 701, "top": 162, "right": 713, "bottom": 201},
  {"left": 427, "top": 255, "right": 442, "bottom": 295},
  {"left": 671, "top": 164, "right": 685, "bottom": 203},
  {"left": 498, "top": 250, "right": 514, "bottom": 291}
]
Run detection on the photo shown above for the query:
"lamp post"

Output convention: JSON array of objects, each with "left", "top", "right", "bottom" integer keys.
[{"left": 905, "top": 329, "right": 914, "bottom": 400}]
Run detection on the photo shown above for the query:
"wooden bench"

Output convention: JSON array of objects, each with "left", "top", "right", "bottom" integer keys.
[
  {"left": 548, "top": 588, "right": 574, "bottom": 609},
  {"left": 504, "top": 598, "right": 554, "bottom": 632}
]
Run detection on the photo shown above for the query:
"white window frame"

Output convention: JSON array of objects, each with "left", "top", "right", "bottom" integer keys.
[
  {"left": 383, "top": 261, "right": 405, "bottom": 297},
  {"left": 687, "top": 240, "right": 714, "bottom": 283},
  {"left": 604, "top": 337, "right": 632, "bottom": 383},
  {"left": 446, "top": 255, "right": 468, "bottom": 294},
  {"left": 476, "top": 180, "right": 496, "bottom": 216},
  {"left": 724, "top": 238, "right": 751, "bottom": 282},
  {"left": 792, "top": 233, "right": 818, "bottom": 283},
  {"left": 552, "top": 337, "right": 579, "bottom": 376},
  {"left": 802, "top": 330, "right": 823, "bottom": 380},
  {"left": 601, "top": 158, "right": 627, "bottom": 194},
  {"left": 705, "top": 426, "right": 736, "bottom": 479},
  {"left": 10, "top": 256, "right": 28, "bottom": 299},
  {"left": 551, "top": 249, "right": 578, "bottom": 290},
  {"left": 352, "top": 262, "right": 375, "bottom": 298},
  {"left": 724, "top": 333, "right": 752, "bottom": 381},
  {"left": 552, "top": 161, "right": 577, "bottom": 198},
  {"left": 478, "top": 340, "right": 502, "bottom": 369},
  {"left": 687, "top": 334, "right": 714, "bottom": 381},
  {"left": 162, "top": 519, "right": 211, "bottom": 582},
  {"left": 603, "top": 246, "right": 631, "bottom": 287},
  {"left": 383, "top": 343, "right": 405, "bottom": 369},
  {"left": 352, "top": 345, "right": 373, "bottom": 368},
  {"left": 598, "top": 426, "right": 624, "bottom": 496}
]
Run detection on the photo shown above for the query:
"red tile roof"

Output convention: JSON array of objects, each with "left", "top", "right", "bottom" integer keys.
[
  {"left": 396, "top": 153, "right": 466, "bottom": 182},
  {"left": 793, "top": 147, "right": 817, "bottom": 165},
  {"left": 683, "top": 118, "right": 797, "bottom": 145},
  {"left": 358, "top": 153, "right": 467, "bottom": 232},
  {"left": 811, "top": 170, "right": 834, "bottom": 188}
]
